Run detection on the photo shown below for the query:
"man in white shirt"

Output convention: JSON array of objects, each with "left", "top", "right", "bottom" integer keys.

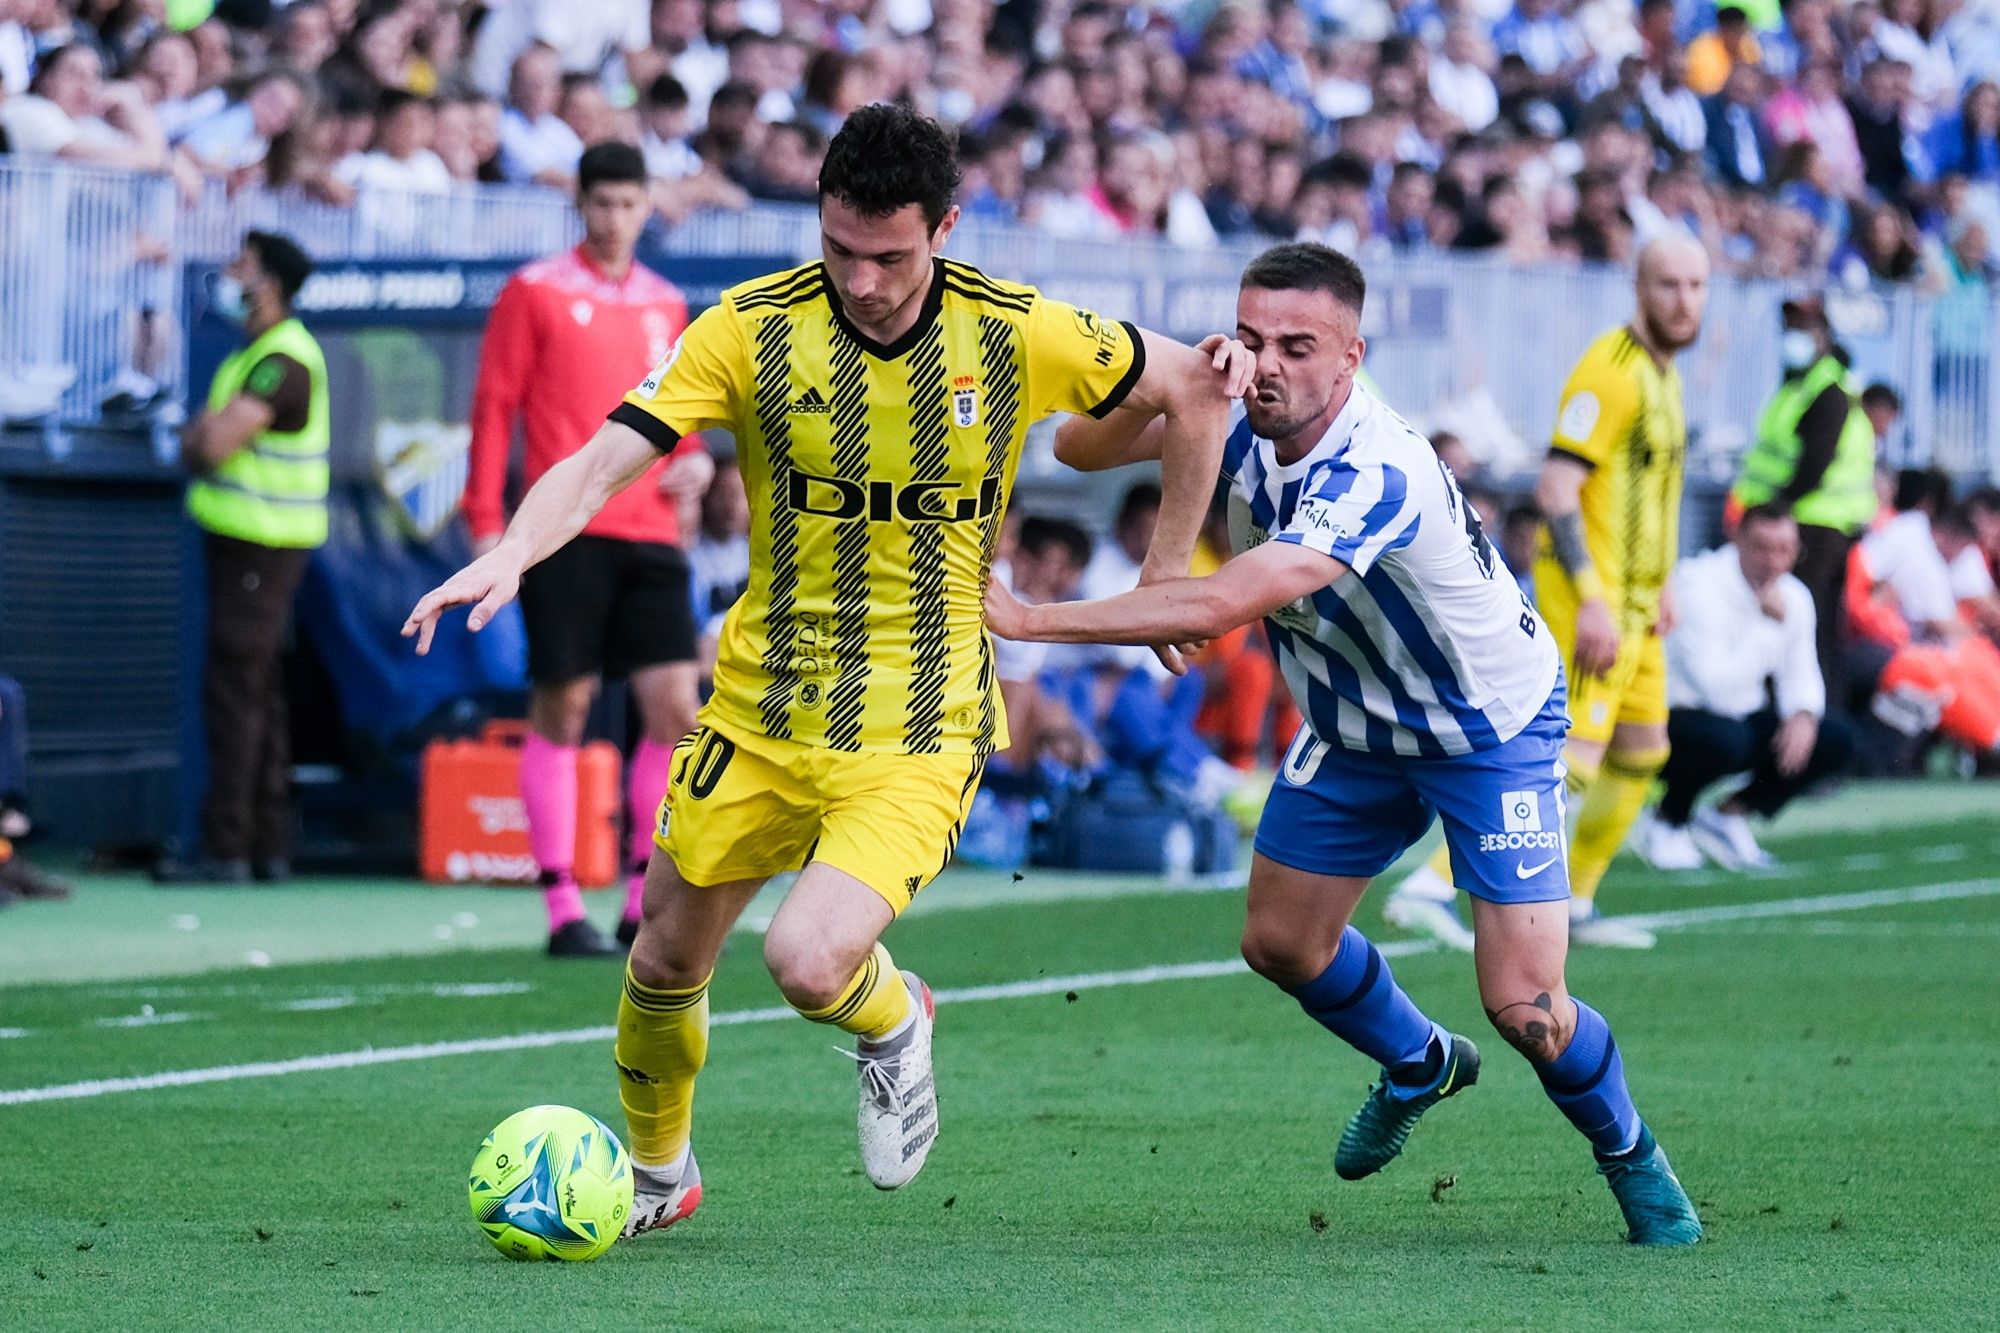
[
  {"left": 1646, "top": 507, "right": 1854, "bottom": 871},
  {"left": 332, "top": 91, "right": 452, "bottom": 194},
  {"left": 1860, "top": 469, "right": 1961, "bottom": 641},
  {"left": 498, "top": 44, "right": 583, "bottom": 187}
]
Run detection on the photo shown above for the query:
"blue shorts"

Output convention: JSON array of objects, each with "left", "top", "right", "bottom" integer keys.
[{"left": 1254, "top": 690, "right": 1570, "bottom": 904}]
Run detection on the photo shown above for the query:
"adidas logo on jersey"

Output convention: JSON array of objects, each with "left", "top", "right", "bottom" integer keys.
[{"left": 790, "top": 387, "right": 830, "bottom": 415}]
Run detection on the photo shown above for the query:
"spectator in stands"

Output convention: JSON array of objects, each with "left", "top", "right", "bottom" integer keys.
[
  {"left": 468, "top": 0, "right": 652, "bottom": 102},
  {"left": 273, "top": 1, "right": 338, "bottom": 79},
  {"left": 1766, "top": 57, "right": 1867, "bottom": 198},
  {"left": 127, "top": 29, "right": 219, "bottom": 144},
  {"left": 0, "top": 674, "right": 69, "bottom": 905},
  {"left": 1686, "top": 4, "right": 1760, "bottom": 96},
  {"left": 1733, "top": 294, "right": 1880, "bottom": 699},
  {"left": 1922, "top": 80, "right": 2000, "bottom": 185},
  {"left": 155, "top": 230, "right": 325, "bottom": 886},
  {"left": 176, "top": 67, "right": 307, "bottom": 182},
  {"left": 687, "top": 453, "right": 749, "bottom": 679},
  {"left": 1502, "top": 501, "right": 1542, "bottom": 595},
  {"left": 0, "top": 41, "right": 170, "bottom": 171},
  {"left": 1938, "top": 503, "right": 2000, "bottom": 640},
  {"left": 1430, "top": 20, "right": 1500, "bottom": 133},
  {"left": 1846, "top": 57, "right": 1916, "bottom": 205},
  {"left": 993, "top": 516, "right": 1100, "bottom": 777},
  {"left": 738, "top": 118, "right": 824, "bottom": 203},
  {"left": 1706, "top": 63, "right": 1774, "bottom": 190},
  {"left": 1831, "top": 201, "right": 1923, "bottom": 286},
  {"left": 498, "top": 44, "right": 580, "bottom": 188},
  {"left": 1862, "top": 380, "right": 1904, "bottom": 466},
  {"left": 1646, "top": 505, "right": 1853, "bottom": 870},
  {"left": 1491, "top": 0, "right": 1590, "bottom": 110},
  {"left": 333, "top": 88, "right": 451, "bottom": 194}
]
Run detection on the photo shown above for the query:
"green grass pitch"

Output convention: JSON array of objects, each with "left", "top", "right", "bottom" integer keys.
[{"left": 3, "top": 781, "right": 1997, "bottom": 1329}]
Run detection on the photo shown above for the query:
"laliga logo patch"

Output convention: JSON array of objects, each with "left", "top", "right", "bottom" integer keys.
[
  {"left": 1501, "top": 789, "right": 1542, "bottom": 833},
  {"left": 1557, "top": 391, "right": 1599, "bottom": 444},
  {"left": 637, "top": 342, "right": 682, "bottom": 397},
  {"left": 952, "top": 374, "right": 979, "bottom": 427}
]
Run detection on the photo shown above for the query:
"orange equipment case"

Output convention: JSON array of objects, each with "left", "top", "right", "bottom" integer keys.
[{"left": 419, "top": 721, "right": 621, "bottom": 886}]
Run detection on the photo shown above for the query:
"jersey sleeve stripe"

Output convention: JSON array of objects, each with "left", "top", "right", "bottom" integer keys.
[
  {"left": 608, "top": 401, "right": 682, "bottom": 452},
  {"left": 1547, "top": 444, "right": 1597, "bottom": 471},
  {"left": 1082, "top": 321, "right": 1148, "bottom": 419},
  {"left": 941, "top": 276, "right": 1032, "bottom": 312}
]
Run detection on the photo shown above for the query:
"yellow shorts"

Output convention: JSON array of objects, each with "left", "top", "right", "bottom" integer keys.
[
  {"left": 652, "top": 715, "right": 985, "bottom": 914},
  {"left": 1537, "top": 576, "right": 1668, "bottom": 749}
]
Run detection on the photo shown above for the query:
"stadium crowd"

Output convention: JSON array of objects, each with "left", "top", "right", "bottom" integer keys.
[{"left": 1, "top": 0, "right": 1998, "bottom": 278}]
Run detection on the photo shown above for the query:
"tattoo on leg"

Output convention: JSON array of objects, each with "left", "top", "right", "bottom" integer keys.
[{"left": 1485, "top": 992, "right": 1565, "bottom": 1062}]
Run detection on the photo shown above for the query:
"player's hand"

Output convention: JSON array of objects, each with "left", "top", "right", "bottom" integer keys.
[
  {"left": 1196, "top": 334, "right": 1255, "bottom": 399},
  {"left": 1773, "top": 711, "right": 1818, "bottom": 777},
  {"left": 658, "top": 448, "right": 715, "bottom": 502},
  {"left": 1573, "top": 598, "right": 1621, "bottom": 677},
  {"left": 1654, "top": 580, "right": 1678, "bottom": 636},
  {"left": 982, "top": 574, "right": 1033, "bottom": 641},
  {"left": 402, "top": 548, "right": 526, "bottom": 656}
]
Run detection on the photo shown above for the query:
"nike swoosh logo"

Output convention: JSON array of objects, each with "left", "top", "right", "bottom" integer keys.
[{"left": 1516, "top": 858, "right": 1558, "bottom": 879}]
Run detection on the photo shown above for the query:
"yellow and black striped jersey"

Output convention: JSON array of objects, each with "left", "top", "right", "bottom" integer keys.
[
  {"left": 1535, "top": 325, "right": 1687, "bottom": 619},
  {"left": 612, "top": 258, "right": 1145, "bottom": 755}
]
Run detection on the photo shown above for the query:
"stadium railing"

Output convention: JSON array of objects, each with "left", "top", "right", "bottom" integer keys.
[{"left": 2, "top": 160, "right": 1994, "bottom": 481}]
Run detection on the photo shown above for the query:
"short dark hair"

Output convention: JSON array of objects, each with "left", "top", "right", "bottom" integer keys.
[
  {"left": 578, "top": 141, "right": 647, "bottom": 194},
  {"left": 1116, "top": 481, "right": 1163, "bottom": 530},
  {"left": 243, "top": 230, "right": 313, "bottom": 304},
  {"left": 819, "top": 103, "right": 961, "bottom": 229},
  {"left": 1967, "top": 485, "right": 2000, "bottom": 516},
  {"left": 376, "top": 87, "right": 424, "bottom": 119},
  {"left": 1739, "top": 502, "right": 1796, "bottom": 531},
  {"left": 644, "top": 74, "right": 689, "bottom": 110},
  {"left": 1861, "top": 381, "right": 1902, "bottom": 412},
  {"left": 1893, "top": 467, "right": 1953, "bottom": 515},
  {"left": 1240, "top": 242, "right": 1367, "bottom": 316},
  {"left": 1017, "top": 515, "right": 1093, "bottom": 569}
]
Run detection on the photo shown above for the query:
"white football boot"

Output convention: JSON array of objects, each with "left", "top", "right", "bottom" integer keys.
[
  {"left": 1568, "top": 898, "right": 1657, "bottom": 949},
  {"left": 1382, "top": 863, "right": 1477, "bottom": 952},
  {"left": 849, "top": 971, "right": 939, "bottom": 1190},
  {"left": 622, "top": 1149, "right": 702, "bottom": 1238},
  {"left": 1689, "top": 807, "right": 1773, "bottom": 871},
  {"left": 1635, "top": 815, "right": 1705, "bottom": 872}
]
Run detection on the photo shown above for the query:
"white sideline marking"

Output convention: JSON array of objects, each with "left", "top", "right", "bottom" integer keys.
[
  {"left": 93, "top": 1011, "right": 201, "bottom": 1029},
  {"left": 5, "top": 882, "right": 1997, "bottom": 1108},
  {"left": 1618, "top": 878, "right": 2000, "bottom": 930},
  {"left": 0, "top": 945, "right": 1426, "bottom": 1109},
  {"left": 0, "top": 1028, "right": 27, "bottom": 1039}
]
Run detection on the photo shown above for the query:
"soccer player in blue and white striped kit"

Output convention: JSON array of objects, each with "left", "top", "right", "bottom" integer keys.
[{"left": 984, "top": 242, "right": 1700, "bottom": 1246}]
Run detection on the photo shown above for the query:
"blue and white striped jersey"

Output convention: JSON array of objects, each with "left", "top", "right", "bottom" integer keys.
[{"left": 1223, "top": 381, "right": 1561, "bottom": 757}]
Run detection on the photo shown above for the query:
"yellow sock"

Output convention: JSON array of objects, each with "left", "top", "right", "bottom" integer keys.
[
  {"left": 795, "top": 944, "right": 912, "bottom": 1042},
  {"left": 1567, "top": 746, "right": 1667, "bottom": 903},
  {"left": 1419, "top": 840, "right": 1454, "bottom": 886},
  {"left": 615, "top": 964, "right": 710, "bottom": 1168}
]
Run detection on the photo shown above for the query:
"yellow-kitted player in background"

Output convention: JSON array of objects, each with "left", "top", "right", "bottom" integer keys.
[{"left": 1388, "top": 232, "right": 1710, "bottom": 950}]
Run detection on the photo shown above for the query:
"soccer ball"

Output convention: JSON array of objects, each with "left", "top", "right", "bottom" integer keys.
[{"left": 467, "top": 1105, "right": 633, "bottom": 1261}]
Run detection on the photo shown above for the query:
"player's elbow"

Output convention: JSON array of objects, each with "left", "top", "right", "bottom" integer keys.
[{"left": 1051, "top": 421, "right": 1108, "bottom": 472}]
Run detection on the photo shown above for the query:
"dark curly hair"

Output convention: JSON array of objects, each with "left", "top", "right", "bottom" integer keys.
[{"left": 818, "top": 103, "right": 961, "bottom": 230}]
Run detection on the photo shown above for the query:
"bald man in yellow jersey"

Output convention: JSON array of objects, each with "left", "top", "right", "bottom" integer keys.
[
  {"left": 405, "top": 105, "right": 1248, "bottom": 1237},
  {"left": 1389, "top": 233, "right": 1711, "bottom": 950}
]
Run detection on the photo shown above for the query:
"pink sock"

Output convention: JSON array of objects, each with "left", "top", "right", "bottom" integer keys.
[
  {"left": 521, "top": 731, "right": 582, "bottom": 930},
  {"left": 627, "top": 738, "right": 673, "bottom": 871},
  {"left": 624, "top": 871, "right": 647, "bottom": 924}
]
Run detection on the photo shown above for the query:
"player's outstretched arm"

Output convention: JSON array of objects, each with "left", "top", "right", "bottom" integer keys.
[
  {"left": 402, "top": 420, "right": 660, "bottom": 654},
  {"left": 986, "top": 540, "right": 1343, "bottom": 671},
  {"left": 1054, "top": 333, "right": 1250, "bottom": 473},
  {"left": 1094, "top": 330, "right": 1250, "bottom": 581}
]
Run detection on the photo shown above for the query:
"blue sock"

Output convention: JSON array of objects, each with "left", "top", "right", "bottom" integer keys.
[
  {"left": 1284, "top": 928, "right": 1440, "bottom": 1078},
  {"left": 1534, "top": 998, "right": 1642, "bottom": 1157}
]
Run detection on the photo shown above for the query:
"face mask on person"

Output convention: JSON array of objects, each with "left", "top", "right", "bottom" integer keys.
[
  {"left": 1780, "top": 329, "right": 1818, "bottom": 370},
  {"left": 213, "top": 274, "right": 249, "bottom": 324}
]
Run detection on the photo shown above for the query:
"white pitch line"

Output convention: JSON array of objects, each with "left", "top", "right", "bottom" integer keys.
[
  {"left": 1618, "top": 877, "right": 2000, "bottom": 930},
  {"left": 0, "top": 945, "right": 1428, "bottom": 1109},
  {"left": 3, "top": 882, "right": 1994, "bottom": 1108}
]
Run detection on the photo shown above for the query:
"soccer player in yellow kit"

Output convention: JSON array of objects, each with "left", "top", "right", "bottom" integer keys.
[
  {"left": 1389, "top": 233, "right": 1709, "bottom": 951},
  {"left": 404, "top": 105, "right": 1247, "bottom": 1234}
]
